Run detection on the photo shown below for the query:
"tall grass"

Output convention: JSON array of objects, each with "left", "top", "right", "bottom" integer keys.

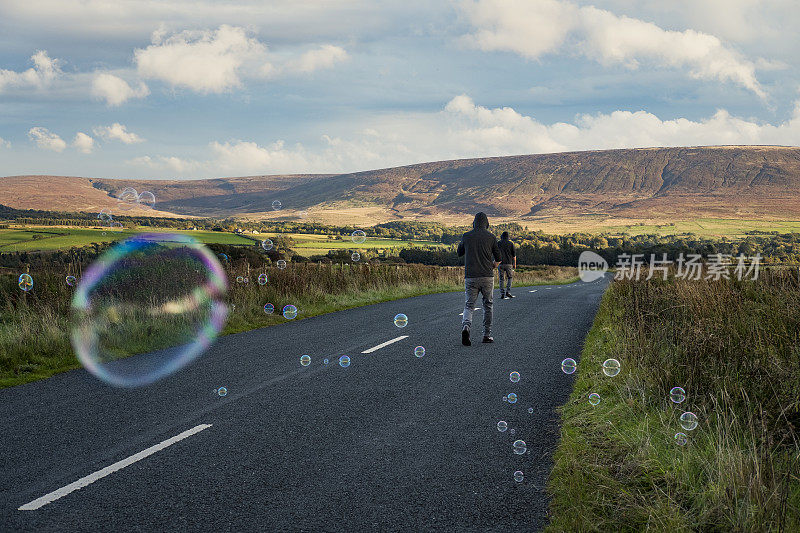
[
  {"left": 547, "top": 271, "right": 800, "bottom": 531},
  {"left": 0, "top": 261, "right": 577, "bottom": 388}
]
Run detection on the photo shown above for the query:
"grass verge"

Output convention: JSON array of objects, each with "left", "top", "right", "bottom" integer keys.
[{"left": 546, "top": 271, "right": 800, "bottom": 531}]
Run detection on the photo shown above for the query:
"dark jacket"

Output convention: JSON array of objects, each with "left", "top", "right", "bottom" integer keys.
[
  {"left": 498, "top": 236, "right": 515, "bottom": 265},
  {"left": 457, "top": 212, "right": 501, "bottom": 278}
]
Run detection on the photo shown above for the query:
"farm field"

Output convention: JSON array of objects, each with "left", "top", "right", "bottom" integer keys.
[
  {"left": 258, "top": 232, "right": 445, "bottom": 256},
  {"left": 524, "top": 216, "right": 800, "bottom": 237}
]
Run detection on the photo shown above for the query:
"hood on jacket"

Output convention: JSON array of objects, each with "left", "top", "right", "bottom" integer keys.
[
  {"left": 472, "top": 212, "right": 490, "bottom": 230},
  {"left": 501, "top": 231, "right": 509, "bottom": 240}
]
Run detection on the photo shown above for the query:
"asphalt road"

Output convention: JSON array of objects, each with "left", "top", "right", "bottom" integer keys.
[{"left": 0, "top": 274, "right": 609, "bottom": 532}]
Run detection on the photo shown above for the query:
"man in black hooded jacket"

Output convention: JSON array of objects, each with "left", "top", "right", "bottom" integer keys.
[{"left": 457, "top": 212, "right": 502, "bottom": 345}]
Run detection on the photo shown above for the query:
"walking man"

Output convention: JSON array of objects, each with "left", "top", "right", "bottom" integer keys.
[
  {"left": 498, "top": 231, "right": 516, "bottom": 298},
  {"left": 457, "top": 212, "right": 502, "bottom": 346}
]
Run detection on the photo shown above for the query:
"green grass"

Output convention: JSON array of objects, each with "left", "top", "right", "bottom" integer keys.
[
  {"left": 547, "top": 272, "right": 800, "bottom": 531},
  {"left": 532, "top": 216, "right": 800, "bottom": 237},
  {"left": 259, "top": 231, "right": 443, "bottom": 250},
  {"left": 0, "top": 263, "right": 577, "bottom": 388}
]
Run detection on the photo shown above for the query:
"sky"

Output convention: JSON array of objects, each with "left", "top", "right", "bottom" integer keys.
[{"left": 0, "top": 0, "right": 799, "bottom": 179}]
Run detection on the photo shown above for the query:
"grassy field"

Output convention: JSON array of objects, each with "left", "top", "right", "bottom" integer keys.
[
  {"left": 257, "top": 232, "right": 444, "bottom": 256},
  {"left": 523, "top": 216, "right": 800, "bottom": 237},
  {"left": 546, "top": 272, "right": 800, "bottom": 531},
  {"left": 0, "top": 262, "right": 578, "bottom": 388}
]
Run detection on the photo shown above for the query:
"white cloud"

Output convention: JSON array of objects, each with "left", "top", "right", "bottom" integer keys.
[
  {"left": 134, "top": 25, "right": 271, "bottom": 93},
  {"left": 93, "top": 123, "right": 145, "bottom": 144},
  {"left": 0, "top": 137, "right": 9, "bottom": 148},
  {"left": 72, "top": 132, "right": 95, "bottom": 153},
  {"left": 0, "top": 50, "right": 62, "bottom": 92},
  {"left": 291, "top": 44, "right": 349, "bottom": 74},
  {"left": 28, "top": 127, "right": 67, "bottom": 152},
  {"left": 91, "top": 72, "right": 149, "bottom": 106},
  {"left": 460, "top": 0, "right": 767, "bottom": 98},
  {"left": 126, "top": 95, "right": 800, "bottom": 177}
]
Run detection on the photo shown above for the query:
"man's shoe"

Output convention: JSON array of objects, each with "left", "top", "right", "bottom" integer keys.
[
  {"left": 500, "top": 294, "right": 506, "bottom": 299},
  {"left": 482, "top": 336, "right": 494, "bottom": 343},
  {"left": 506, "top": 293, "right": 515, "bottom": 298},
  {"left": 462, "top": 327, "right": 472, "bottom": 346}
]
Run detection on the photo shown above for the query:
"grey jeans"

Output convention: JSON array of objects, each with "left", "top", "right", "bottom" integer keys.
[
  {"left": 462, "top": 277, "right": 494, "bottom": 336},
  {"left": 498, "top": 264, "right": 513, "bottom": 294}
]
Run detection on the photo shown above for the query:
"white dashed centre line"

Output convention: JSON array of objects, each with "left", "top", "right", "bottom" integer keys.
[
  {"left": 361, "top": 335, "right": 409, "bottom": 354},
  {"left": 19, "top": 424, "right": 212, "bottom": 511},
  {"left": 529, "top": 290, "right": 538, "bottom": 293}
]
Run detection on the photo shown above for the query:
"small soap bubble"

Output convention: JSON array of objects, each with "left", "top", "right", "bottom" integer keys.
[
  {"left": 680, "top": 412, "right": 698, "bottom": 431},
  {"left": 351, "top": 252, "right": 360, "bottom": 262},
  {"left": 18, "top": 273, "right": 33, "bottom": 292},
  {"left": 512, "top": 440, "right": 527, "bottom": 455},
  {"left": 217, "top": 387, "right": 228, "bottom": 397},
  {"left": 393, "top": 313, "right": 408, "bottom": 328},
  {"left": 588, "top": 393, "right": 601, "bottom": 405},
  {"left": 507, "top": 392, "right": 518, "bottom": 404},
  {"left": 339, "top": 355, "right": 351, "bottom": 368},
  {"left": 323, "top": 358, "right": 329, "bottom": 365},
  {"left": 527, "top": 407, "right": 534, "bottom": 414},
  {"left": 670, "top": 386, "right": 686, "bottom": 404},
  {"left": 263, "top": 303, "right": 275, "bottom": 314},
  {"left": 261, "top": 239, "right": 273, "bottom": 251},
  {"left": 272, "top": 200, "right": 282, "bottom": 211},
  {"left": 300, "top": 355, "right": 311, "bottom": 367},
  {"left": 351, "top": 230, "right": 366, "bottom": 244},
  {"left": 561, "top": 358, "right": 577, "bottom": 374},
  {"left": 509, "top": 371, "right": 520, "bottom": 383},
  {"left": 276, "top": 260, "right": 287, "bottom": 269},
  {"left": 510, "top": 429, "right": 516, "bottom": 435},
  {"left": 513, "top": 471, "right": 524, "bottom": 483},
  {"left": 66, "top": 275, "right": 77, "bottom": 287},
  {"left": 414, "top": 346, "right": 425, "bottom": 358},
  {"left": 258, "top": 273, "right": 268, "bottom": 285},
  {"left": 497, "top": 421, "right": 508, "bottom": 432},
  {"left": 218, "top": 253, "right": 229, "bottom": 262},
  {"left": 282, "top": 304, "right": 298, "bottom": 319},
  {"left": 236, "top": 276, "right": 244, "bottom": 284},
  {"left": 138, "top": 191, "right": 156, "bottom": 209},
  {"left": 602, "top": 358, "right": 621, "bottom": 377},
  {"left": 674, "top": 432, "right": 688, "bottom": 446}
]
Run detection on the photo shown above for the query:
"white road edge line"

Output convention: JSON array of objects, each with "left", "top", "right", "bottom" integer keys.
[
  {"left": 362, "top": 335, "right": 409, "bottom": 354},
  {"left": 18, "top": 424, "right": 213, "bottom": 511}
]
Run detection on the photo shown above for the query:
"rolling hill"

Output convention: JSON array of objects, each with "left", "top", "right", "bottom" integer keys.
[{"left": 2, "top": 146, "right": 799, "bottom": 225}]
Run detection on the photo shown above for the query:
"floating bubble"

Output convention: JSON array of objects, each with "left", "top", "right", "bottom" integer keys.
[
  {"left": 680, "top": 412, "right": 698, "bottom": 431},
  {"left": 670, "top": 386, "right": 686, "bottom": 404},
  {"left": 510, "top": 371, "right": 520, "bottom": 383},
  {"left": 527, "top": 407, "right": 534, "bottom": 414},
  {"left": 323, "top": 358, "right": 329, "bottom": 365},
  {"left": 502, "top": 396, "right": 508, "bottom": 402},
  {"left": 272, "top": 200, "right": 282, "bottom": 211},
  {"left": 217, "top": 387, "right": 228, "bottom": 397},
  {"left": 258, "top": 273, "right": 268, "bottom": 285},
  {"left": 507, "top": 392, "right": 518, "bottom": 404},
  {"left": 351, "top": 252, "right": 360, "bottom": 262},
  {"left": 116, "top": 187, "right": 138, "bottom": 211},
  {"left": 236, "top": 276, "right": 244, "bottom": 284},
  {"left": 18, "top": 273, "right": 33, "bottom": 292},
  {"left": 602, "top": 358, "right": 621, "bottom": 377},
  {"left": 513, "top": 471, "right": 524, "bottom": 483},
  {"left": 138, "top": 191, "right": 156, "bottom": 209},
  {"left": 70, "top": 234, "right": 227, "bottom": 387},
  {"left": 110, "top": 221, "right": 124, "bottom": 232},
  {"left": 497, "top": 421, "right": 508, "bottom": 432},
  {"left": 512, "top": 439, "right": 527, "bottom": 454},
  {"left": 561, "top": 358, "right": 577, "bottom": 374},
  {"left": 276, "top": 260, "right": 287, "bottom": 269},
  {"left": 674, "top": 432, "right": 688, "bottom": 446},
  {"left": 283, "top": 304, "right": 298, "bottom": 319},
  {"left": 588, "top": 393, "right": 601, "bottom": 405},
  {"left": 98, "top": 209, "right": 113, "bottom": 226},
  {"left": 243, "top": 277, "right": 249, "bottom": 284},
  {"left": 414, "top": 346, "right": 425, "bottom": 358},
  {"left": 261, "top": 239, "right": 273, "bottom": 252},
  {"left": 300, "top": 355, "right": 311, "bottom": 367},
  {"left": 264, "top": 303, "right": 275, "bottom": 315},
  {"left": 510, "top": 429, "right": 516, "bottom": 435},
  {"left": 66, "top": 275, "right": 77, "bottom": 287},
  {"left": 393, "top": 313, "right": 408, "bottom": 328},
  {"left": 351, "top": 230, "right": 366, "bottom": 244},
  {"left": 218, "top": 253, "right": 229, "bottom": 262},
  {"left": 339, "top": 355, "right": 351, "bottom": 368}
]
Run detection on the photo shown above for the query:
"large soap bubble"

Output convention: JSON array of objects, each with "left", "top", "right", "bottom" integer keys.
[
  {"left": 70, "top": 233, "right": 228, "bottom": 387},
  {"left": 561, "top": 358, "right": 577, "bottom": 374},
  {"left": 18, "top": 273, "right": 33, "bottom": 292},
  {"left": 602, "top": 358, "right": 621, "bottom": 377},
  {"left": 351, "top": 230, "right": 366, "bottom": 244},
  {"left": 138, "top": 191, "right": 156, "bottom": 209},
  {"left": 116, "top": 187, "right": 138, "bottom": 211},
  {"left": 680, "top": 412, "right": 699, "bottom": 431},
  {"left": 670, "top": 386, "right": 686, "bottom": 404}
]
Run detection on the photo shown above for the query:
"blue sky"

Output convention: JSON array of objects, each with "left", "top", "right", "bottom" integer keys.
[{"left": 0, "top": 0, "right": 798, "bottom": 179}]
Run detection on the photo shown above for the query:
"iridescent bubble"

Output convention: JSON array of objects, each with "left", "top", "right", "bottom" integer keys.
[
  {"left": 680, "top": 412, "right": 698, "bottom": 431},
  {"left": 261, "top": 239, "right": 273, "bottom": 251},
  {"left": 339, "top": 355, "right": 351, "bottom": 368},
  {"left": 66, "top": 275, "right": 77, "bottom": 287},
  {"left": 588, "top": 393, "right": 601, "bottom": 405},
  {"left": 264, "top": 303, "right": 275, "bottom": 314},
  {"left": 138, "top": 191, "right": 156, "bottom": 209},
  {"left": 218, "top": 253, "right": 229, "bottom": 263},
  {"left": 512, "top": 440, "right": 527, "bottom": 454},
  {"left": 236, "top": 276, "right": 244, "bottom": 284},
  {"left": 513, "top": 471, "right": 524, "bottom": 483},
  {"left": 217, "top": 387, "right": 228, "bottom": 397},
  {"left": 414, "top": 346, "right": 425, "bottom": 358},
  {"left": 507, "top": 392, "right": 518, "bottom": 404},
  {"left": 300, "top": 355, "right": 311, "bottom": 367},
  {"left": 497, "top": 421, "right": 508, "bottom": 432},
  {"left": 509, "top": 371, "right": 520, "bottom": 383},
  {"left": 351, "top": 252, "right": 360, "bottom": 262},
  {"left": 527, "top": 407, "right": 534, "bottom": 414},
  {"left": 116, "top": 187, "right": 138, "bottom": 211},
  {"left": 282, "top": 304, "right": 298, "bottom": 319},
  {"left": 18, "top": 273, "right": 33, "bottom": 292},
  {"left": 98, "top": 209, "right": 113, "bottom": 226},
  {"left": 272, "top": 200, "right": 282, "bottom": 211},
  {"left": 674, "top": 432, "right": 688, "bottom": 446},
  {"left": 243, "top": 277, "right": 249, "bottom": 284},
  {"left": 323, "top": 358, "right": 329, "bottom": 365},
  {"left": 258, "top": 273, "right": 268, "bottom": 285},
  {"left": 70, "top": 234, "right": 227, "bottom": 387},
  {"left": 561, "top": 358, "right": 577, "bottom": 374},
  {"left": 110, "top": 221, "right": 124, "bottom": 232},
  {"left": 276, "top": 260, "right": 287, "bottom": 269},
  {"left": 351, "top": 230, "right": 366, "bottom": 244},
  {"left": 602, "top": 358, "right": 621, "bottom": 377},
  {"left": 670, "top": 386, "right": 686, "bottom": 404},
  {"left": 393, "top": 313, "right": 408, "bottom": 328},
  {"left": 502, "top": 396, "right": 508, "bottom": 402}
]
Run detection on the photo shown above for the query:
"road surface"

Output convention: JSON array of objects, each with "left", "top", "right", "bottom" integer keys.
[{"left": 0, "top": 275, "right": 609, "bottom": 532}]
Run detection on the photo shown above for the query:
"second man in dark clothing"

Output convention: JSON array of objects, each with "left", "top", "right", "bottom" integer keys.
[{"left": 497, "top": 231, "right": 516, "bottom": 298}]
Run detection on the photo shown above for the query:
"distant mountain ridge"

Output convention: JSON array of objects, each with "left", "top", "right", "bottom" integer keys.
[{"left": 2, "top": 146, "right": 799, "bottom": 221}]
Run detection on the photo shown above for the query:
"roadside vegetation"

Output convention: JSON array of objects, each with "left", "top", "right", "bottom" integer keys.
[{"left": 546, "top": 271, "right": 800, "bottom": 531}]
